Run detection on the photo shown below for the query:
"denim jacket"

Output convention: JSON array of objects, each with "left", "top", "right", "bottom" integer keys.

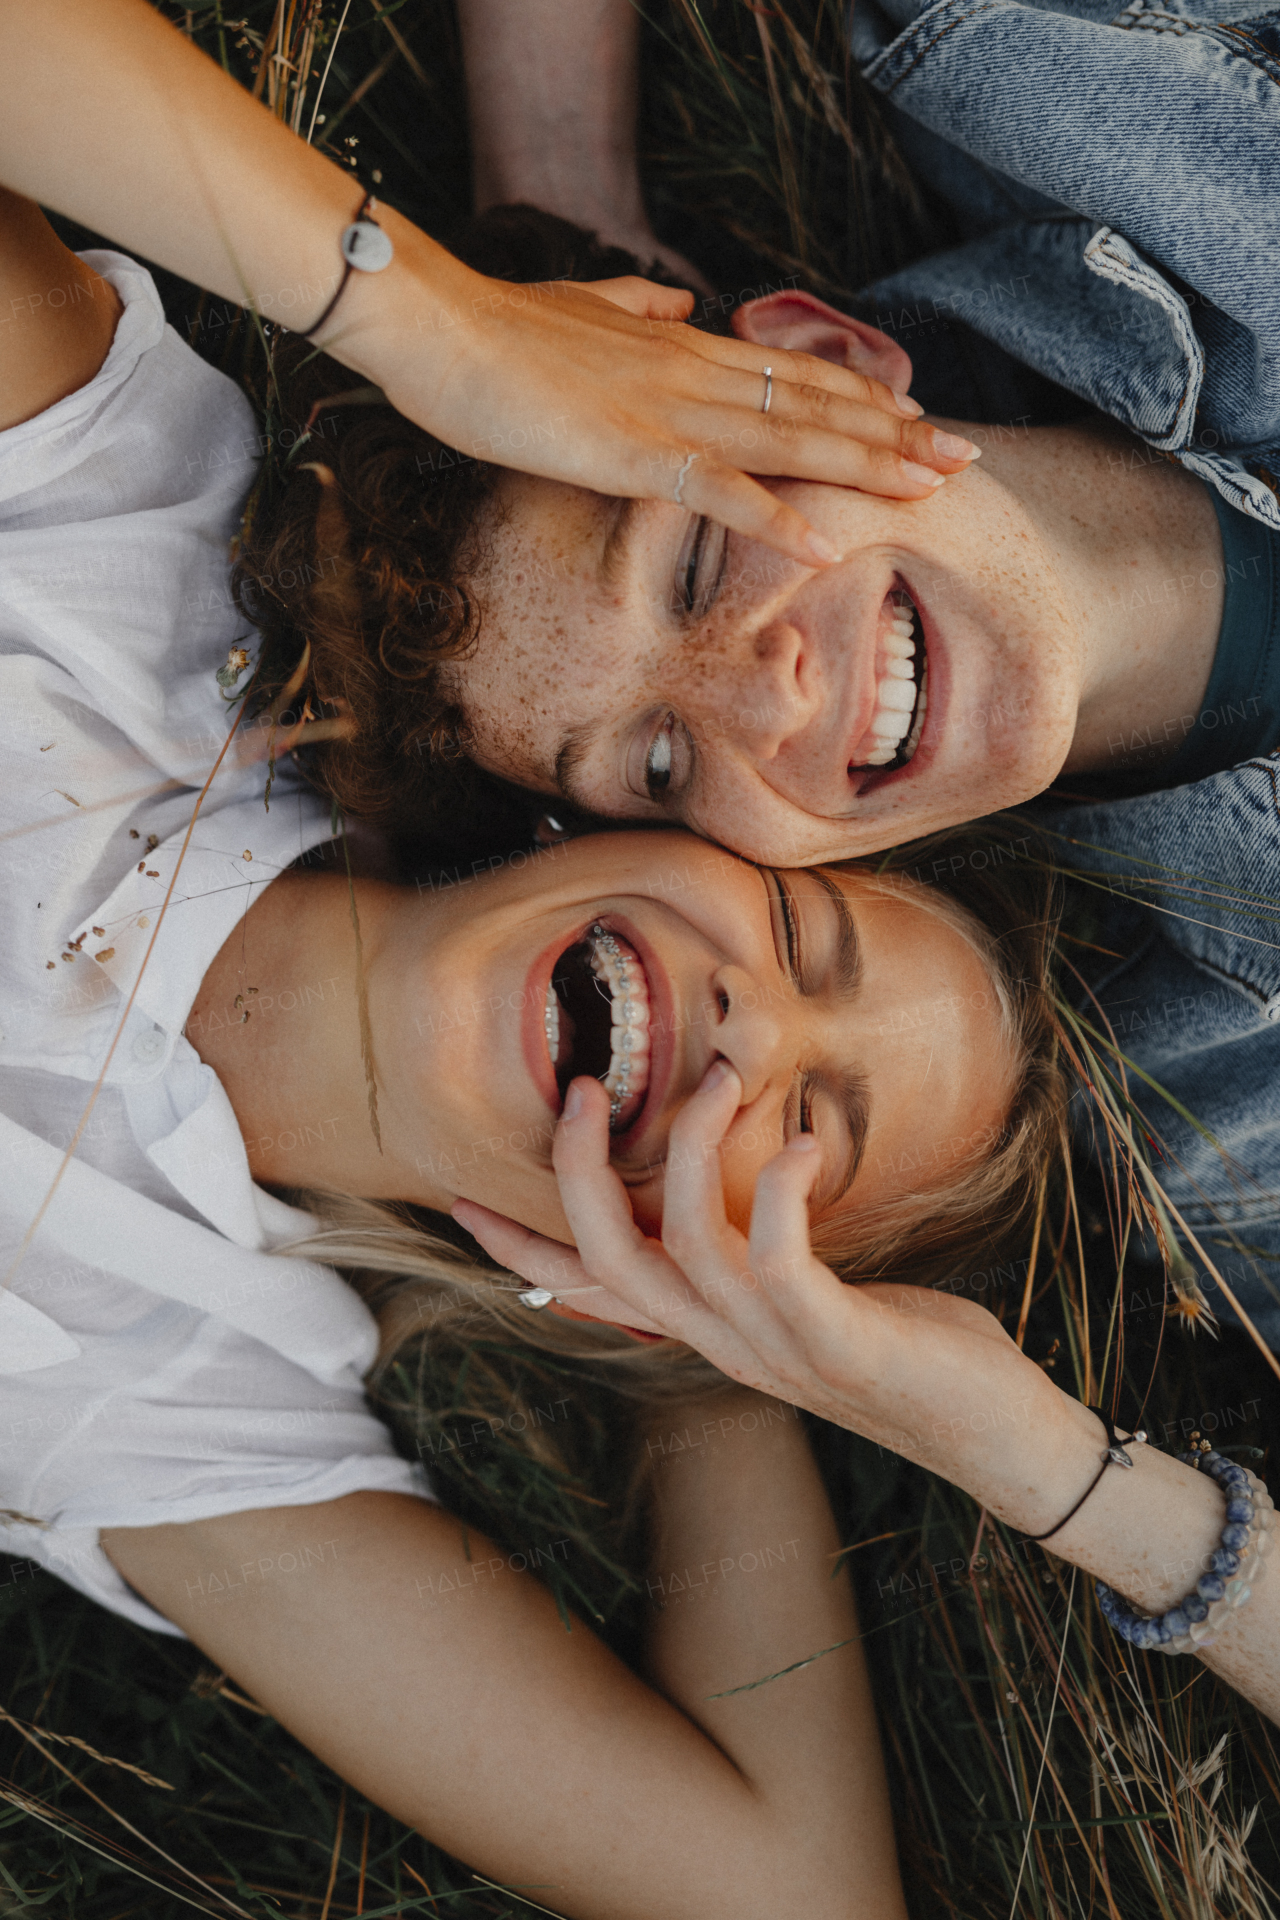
[
  {"left": 1036, "top": 757, "right": 1280, "bottom": 1348},
  {"left": 849, "top": 0, "right": 1280, "bottom": 530}
]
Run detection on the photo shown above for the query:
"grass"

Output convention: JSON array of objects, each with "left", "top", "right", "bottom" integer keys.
[
  {"left": 13, "top": 1, "right": 1280, "bottom": 1913},
  {"left": 3, "top": 1295, "right": 1278, "bottom": 1917}
]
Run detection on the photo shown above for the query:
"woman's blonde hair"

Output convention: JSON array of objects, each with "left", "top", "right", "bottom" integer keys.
[{"left": 811, "top": 826, "right": 1069, "bottom": 1290}]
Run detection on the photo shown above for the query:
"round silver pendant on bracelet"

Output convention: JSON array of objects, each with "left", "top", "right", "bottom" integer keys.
[
  {"left": 303, "top": 191, "right": 395, "bottom": 338},
  {"left": 341, "top": 215, "right": 394, "bottom": 273}
]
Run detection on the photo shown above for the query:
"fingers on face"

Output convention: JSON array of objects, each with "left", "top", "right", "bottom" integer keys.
[
  {"left": 687, "top": 333, "right": 903, "bottom": 407},
  {"left": 745, "top": 1146, "right": 838, "bottom": 1314},
  {"left": 678, "top": 464, "right": 842, "bottom": 566},
  {"left": 552, "top": 1078, "right": 666, "bottom": 1272},
  {"left": 658, "top": 1069, "right": 789, "bottom": 1336},
  {"left": 451, "top": 1200, "right": 582, "bottom": 1294},
  {"left": 595, "top": 277, "right": 696, "bottom": 321}
]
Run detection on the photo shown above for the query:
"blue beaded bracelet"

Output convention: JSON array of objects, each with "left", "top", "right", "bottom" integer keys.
[{"left": 1096, "top": 1449, "right": 1273, "bottom": 1654}]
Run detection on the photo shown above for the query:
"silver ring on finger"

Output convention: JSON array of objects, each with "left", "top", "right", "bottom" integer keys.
[
  {"left": 673, "top": 449, "right": 699, "bottom": 507},
  {"left": 761, "top": 365, "right": 773, "bottom": 415}
]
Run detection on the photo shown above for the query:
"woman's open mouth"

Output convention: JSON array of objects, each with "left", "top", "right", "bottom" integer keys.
[
  {"left": 544, "top": 923, "right": 651, "bottom": 1132},
  {"left": 847, "top": 587, "right": 928, "bottom": 774}
]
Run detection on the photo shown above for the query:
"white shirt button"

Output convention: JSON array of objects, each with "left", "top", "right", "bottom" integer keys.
[{"left": 131, "top": 1027, "right": 167, "bottom": 1065}]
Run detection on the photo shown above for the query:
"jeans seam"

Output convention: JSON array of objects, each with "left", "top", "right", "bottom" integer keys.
[
  {"left": 1206, "top": 22, "right": 1280, "bottom": 85},
  {"left": 869, "top": 0, "right": 997, "bottom": 94},
  {"left": 1083, "top": 230, "right": 1200, "bottom": 444},
  {"left": 1178, "top": 950, "right": 1273, "bottom": 1015}
]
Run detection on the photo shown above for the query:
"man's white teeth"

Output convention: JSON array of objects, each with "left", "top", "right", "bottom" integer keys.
[
  {"left": 902, "top": 664, "right": 929, "bottom": 761},
  {"left": 859, "top": 598, "right": 927, "bottom": 767}
]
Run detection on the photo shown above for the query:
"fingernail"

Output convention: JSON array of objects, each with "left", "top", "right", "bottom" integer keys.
[
  {"left": 563, "top": 1081, "right": 586, "bottom": 1120},
  {"left": 932, "top": 431, "right": 981, "bottom": 463},
  {"left": 788, "top": 1133, "right": 821, "bottom": 1154},
  {"left": 902, "top": 462, "right": 946, "bottom": 489},
  {"left": 894, "top": 392, "right": 925, "bottom": 417},
  {"left": 701, "top": 1058, "right": 732, "bottom": 1092},
  {"left": 805, "top": 530, "right": 843, "bottom": 565}
]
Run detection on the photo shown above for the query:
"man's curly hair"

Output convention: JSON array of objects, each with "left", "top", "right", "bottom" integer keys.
[{"left": 232, "top": 206, "right": 706, "bottom": 851}]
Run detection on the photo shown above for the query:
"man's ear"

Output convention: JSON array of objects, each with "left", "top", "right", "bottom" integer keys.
[{"left": 733, "top": 291, "right": 914, "bottom": 397}]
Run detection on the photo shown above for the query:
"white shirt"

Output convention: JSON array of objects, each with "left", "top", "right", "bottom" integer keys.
[{"left": 0, "top": 254, "right": 428, "bottom": 1633}]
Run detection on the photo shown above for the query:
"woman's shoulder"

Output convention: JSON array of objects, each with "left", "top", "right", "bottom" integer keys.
[{"left": 0, "top": 249, "right": 260, "bottom": 529}]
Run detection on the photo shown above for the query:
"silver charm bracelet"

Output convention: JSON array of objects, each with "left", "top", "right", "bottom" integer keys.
[{"left": 303, "top": 191, "right": 395, "bottom": 338}]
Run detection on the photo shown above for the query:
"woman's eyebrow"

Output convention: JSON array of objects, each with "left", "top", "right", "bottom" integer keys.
[
  {"left": 809, "top": 871, "right": 863, "bottom": 1002},
  {"left": 824, "top": 1069, "right": 871, "bottom": 1210}
]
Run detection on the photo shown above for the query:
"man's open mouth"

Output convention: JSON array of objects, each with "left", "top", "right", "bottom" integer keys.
[
  {"left": 544, "top": 923, "right": 651, "bottom": 1132},
  {"left": 848, "top": 587, "right": 928, "bottom": 774}
]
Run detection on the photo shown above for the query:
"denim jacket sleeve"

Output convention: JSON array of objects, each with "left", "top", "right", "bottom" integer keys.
[
  {"left": 849, "top": 0, "right": 1280, "bottom": 531},
  {"left": 1035, "top": 754, "right": 1280, "bottom": 1345}
]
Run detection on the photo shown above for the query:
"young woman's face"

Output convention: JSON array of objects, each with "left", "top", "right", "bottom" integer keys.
[
  {"left": 443, "top": 465, "right": 1084, "bottom": 867},
  {"left": 390, "top": 830, "right": 1016, "bottom": 1246}
]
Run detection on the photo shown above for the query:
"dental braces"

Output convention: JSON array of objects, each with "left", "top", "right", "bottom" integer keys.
[
  {"left": 590, "top": 923, "right": 633, "bottom": 1124},
  {"left": 544, "top": 924, "right": 642, "bottom": 1126}
]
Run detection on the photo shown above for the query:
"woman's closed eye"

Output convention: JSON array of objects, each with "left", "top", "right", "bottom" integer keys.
[{"left": 784, "top": 1078, "right": 816, "bottom": 1139}]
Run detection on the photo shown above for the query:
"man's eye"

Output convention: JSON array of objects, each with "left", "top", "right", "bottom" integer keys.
[
  {"left": 646, "top": 716, "right": 674, "bottom": 795},
  {"left": 629, "top": 712, "right": 692, "bottom": 806},
  {"left": 676, "top": 517, "right": 728, "bottom": 619}
]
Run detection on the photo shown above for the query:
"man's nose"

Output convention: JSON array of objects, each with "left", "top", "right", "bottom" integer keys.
[
  {"left": 690, "top": 621, "right": 823, "bottom": 763},
  {"left": 709, "top": 964, "right": 793, "bottom": 1107}
]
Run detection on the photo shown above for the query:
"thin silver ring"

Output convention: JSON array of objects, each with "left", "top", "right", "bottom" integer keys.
[
  {"left": 761, "top": 365, "right": 773, "bottom": 415},
  {"left": 673, "top": 449, "right": 699, "bottom": 507}
]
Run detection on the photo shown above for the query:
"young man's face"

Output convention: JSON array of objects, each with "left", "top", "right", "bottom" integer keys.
[{"left": 445, "top": 461, "right": 1085, "bottom": 867}]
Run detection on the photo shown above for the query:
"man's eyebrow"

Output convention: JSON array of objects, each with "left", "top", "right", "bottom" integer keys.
[
  {"left": 600, "top": 496, "right": 639, "bottom": 588},
  {"left": 553, "top": 722, "right": 600, "bottom": 810}
]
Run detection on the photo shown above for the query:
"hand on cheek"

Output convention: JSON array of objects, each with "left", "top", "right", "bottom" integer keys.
[{"left": 453, "top": 1063, "right": 832, "bottom": 1371}]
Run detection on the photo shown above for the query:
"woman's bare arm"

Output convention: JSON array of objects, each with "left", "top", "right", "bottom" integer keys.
[
  {"left": 0, "top": 189, "right": 120, "bottom": 431},
  {"left": 459, "top": 1072, "right": 1280, "bottom": 1731},
  {"left": 103, "top": 1386, "right": 905, "bottom": 1920},
  {"left": 0, "top": 0, "right": 969, "bottom": 566}
]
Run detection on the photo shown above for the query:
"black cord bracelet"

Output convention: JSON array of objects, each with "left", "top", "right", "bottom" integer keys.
[
  {"left": 302, "top": 191, "right": 394, "bottom": 338},
  {"left": 1022, "top": 1406, "right": 1148, "bottom": 1544}
]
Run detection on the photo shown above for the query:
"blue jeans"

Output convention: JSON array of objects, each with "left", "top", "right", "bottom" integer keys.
[
  {"left": 849, "top": 0, "right": 1280, "bottom": 530},
  {"left": 1037, "top": 755, "right": 1280, "bottom": 1348}
]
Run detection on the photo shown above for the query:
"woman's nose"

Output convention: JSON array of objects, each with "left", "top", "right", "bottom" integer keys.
[{"left": 709, "top": 965, "right": 792, "bottom": 1105}]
